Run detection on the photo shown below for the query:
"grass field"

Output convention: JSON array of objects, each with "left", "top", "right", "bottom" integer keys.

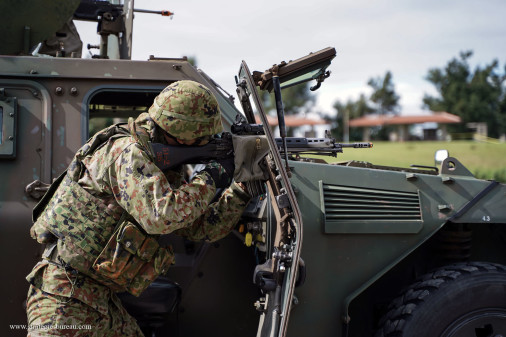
[{"left": 321, "top": 141, "right": 506, "bottom": 182}]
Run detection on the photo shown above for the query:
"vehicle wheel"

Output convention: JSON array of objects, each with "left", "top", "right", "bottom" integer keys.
[{"left": 375, "top": 262, "right": 506, "bottom": 337}]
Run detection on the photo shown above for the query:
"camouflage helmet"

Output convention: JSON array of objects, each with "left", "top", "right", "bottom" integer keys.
[{"left": 148, "top": 80, "right": 223, "bottom": 141}]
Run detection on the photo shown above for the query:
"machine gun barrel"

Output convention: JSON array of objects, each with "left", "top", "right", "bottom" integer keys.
[{"left": 134, "top": 8, "right": 174, "bottom": 17}]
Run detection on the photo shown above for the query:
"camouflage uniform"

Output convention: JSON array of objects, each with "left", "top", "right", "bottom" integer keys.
[{"left": 26, "top": 81, "right": 251, "bottom": 336}]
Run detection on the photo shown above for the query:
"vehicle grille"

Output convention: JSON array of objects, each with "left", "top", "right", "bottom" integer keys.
[{"left": 322, "top": 184, "right": 422, "bottom": 221}]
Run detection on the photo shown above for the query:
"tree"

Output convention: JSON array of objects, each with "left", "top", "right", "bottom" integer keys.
[
  {"left": 423, "top": 51, "right": 506, "bottom": 138},
  {"left": 262, "top": 82, "right": 315, "bottom": 115},
  {"left": 330, "top": 94, "right": 374, "bottom": 141},
  {"left": 330, "top": 71, "right": 400, "bottom": 141},
  {"left": 262, "top": 82, "right": 317, "bottom": 136},
  {"left": 187, "top": 56, "right": 197, "bottom": 66},
  {"left": 367, "top": 71, "right": 400, "bottom": 115},
  {"left": 363, "top": 71, "right": 401, "bottom": 140}
]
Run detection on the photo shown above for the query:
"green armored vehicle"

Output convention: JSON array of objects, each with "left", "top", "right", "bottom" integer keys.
[{"left": 1, "top": 1, "right": 505, "bottom": 336}]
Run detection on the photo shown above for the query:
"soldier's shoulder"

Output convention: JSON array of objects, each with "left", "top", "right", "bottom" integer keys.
[
  {"left": 85, "top": 135, "right": 138, "bottom": 169},
  {"left": 111, "top": 135, "right": 153, "bottom": 163}
]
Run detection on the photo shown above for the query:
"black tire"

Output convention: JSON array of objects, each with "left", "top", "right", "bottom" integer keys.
[{"left": 375, "top": 262, "right": 506, "bottom": 337}]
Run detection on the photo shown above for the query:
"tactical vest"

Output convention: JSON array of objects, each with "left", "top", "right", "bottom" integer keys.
[{"left": 30, "top": 118, "right": 174, "bottom": 296}]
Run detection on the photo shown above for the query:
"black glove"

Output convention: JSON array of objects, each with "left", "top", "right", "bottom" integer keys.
[
  {"left": 217, "top": 156, "right": 235, "bottom": 178},
  {"left": 201, "top": 160, "right": 234, "bottom": 189}
]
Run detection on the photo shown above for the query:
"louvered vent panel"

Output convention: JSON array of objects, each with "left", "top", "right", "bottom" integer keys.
[{"left": 322, "top": 184, "right": 421, "bottom": 221}]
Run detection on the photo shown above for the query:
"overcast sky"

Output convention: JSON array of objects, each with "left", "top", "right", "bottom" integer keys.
[{"left": 76, "top": 0, "right": 506, "bottom": 118}]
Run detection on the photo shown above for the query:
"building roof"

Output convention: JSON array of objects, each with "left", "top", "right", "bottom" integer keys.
[
  {"left": 255, "top": 115, "right": 328, "bottom": 127},
  {"left": 349, "top": 112, "right": 461, "bottom": 127}
]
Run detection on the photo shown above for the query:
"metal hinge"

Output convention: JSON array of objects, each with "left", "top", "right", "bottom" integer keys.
[{"left": 276, "top": 193, "right": 290, "bottom": 209}]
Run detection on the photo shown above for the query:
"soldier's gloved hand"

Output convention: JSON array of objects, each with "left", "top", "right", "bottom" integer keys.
[
  {"left": 217, "top": 156, "right": 235, "bottom": 178},
  {"left": 202, "top": 161, "right": 233, "bottom": 189}
]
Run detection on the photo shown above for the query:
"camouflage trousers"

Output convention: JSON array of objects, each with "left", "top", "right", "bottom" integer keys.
[{"left": 26, "top": 285, "right": 144, "bottom": 337}]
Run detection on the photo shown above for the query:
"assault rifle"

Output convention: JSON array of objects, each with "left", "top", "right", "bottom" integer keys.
[{"left": 150, "top": 118, "right": 372, "bottom": 171}]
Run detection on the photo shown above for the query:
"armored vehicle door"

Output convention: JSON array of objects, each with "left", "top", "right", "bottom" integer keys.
[
  {"left": 234, "top": 47, "right": 335, "bottom": 336},
  {"left": 237, "top": 60, "right": 303, "bottom": 337},
  {"left": 234, "top": 48, "right": 337, "bottom": 337},
  {"left": 0, "top": 80, "right": 51, "bottom": 330}
]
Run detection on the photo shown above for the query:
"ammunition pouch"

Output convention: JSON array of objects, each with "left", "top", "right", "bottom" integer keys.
[{"left": 93, "top": 219, "right": 174, "bottom": 296}]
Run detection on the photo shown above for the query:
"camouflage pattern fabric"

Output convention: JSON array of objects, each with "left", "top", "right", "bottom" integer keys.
[
  {"left": 148, "top": 80, "right": 223, "bottom": 141},
  {"left": 77, "top": 129, "right": 249, "bottom": 236},
  {"left": 29, "top": 122, "right": 176, "bottom": 295},
  {"left": 26, "top": 85, "right": 251, "bottom": 334},
  {"left": 26, "top": 264, "right": 143, "bottom": 337}
]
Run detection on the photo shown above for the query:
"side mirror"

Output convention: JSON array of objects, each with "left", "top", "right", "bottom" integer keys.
[{"left": 434, "top": 149, "right": 449, "bottom": 167}]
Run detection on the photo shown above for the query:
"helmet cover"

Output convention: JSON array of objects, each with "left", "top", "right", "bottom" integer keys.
[{"left": 148, "top": 80, "right": 223, "bottom": 140}]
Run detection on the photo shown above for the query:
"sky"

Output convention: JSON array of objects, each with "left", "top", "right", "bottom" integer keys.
[{"left": 75, "top": 0, "right": 506, "bottom": 119}]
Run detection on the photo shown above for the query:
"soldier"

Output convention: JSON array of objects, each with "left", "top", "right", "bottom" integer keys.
[{"left": 26, "top": 80, "right": 251, "bottom": 336}]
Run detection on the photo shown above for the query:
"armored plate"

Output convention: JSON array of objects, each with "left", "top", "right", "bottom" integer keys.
[{"left": 0, "top": 0, "right": 80, "bottom": 55}]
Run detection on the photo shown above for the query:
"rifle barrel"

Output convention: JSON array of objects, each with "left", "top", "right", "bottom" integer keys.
[
  {"left": 275, "top": 138, "right": 373, "bottom": 150},
  {"left": 340, "top": 142, "right": 373, "bottom": 148}
]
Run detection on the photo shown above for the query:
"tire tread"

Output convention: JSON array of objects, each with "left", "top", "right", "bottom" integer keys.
[{"left": 374, "top": 262, "right": 506, "bottom": 337}]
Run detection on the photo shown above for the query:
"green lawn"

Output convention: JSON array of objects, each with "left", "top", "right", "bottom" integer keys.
[{"left": 321, "top": 141, "right": 506, "bottom": 182}]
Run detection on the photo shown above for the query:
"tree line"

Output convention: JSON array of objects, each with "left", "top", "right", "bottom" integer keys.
[{"left": 329, "top": 51, "right": 506, "bottom": 141}]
